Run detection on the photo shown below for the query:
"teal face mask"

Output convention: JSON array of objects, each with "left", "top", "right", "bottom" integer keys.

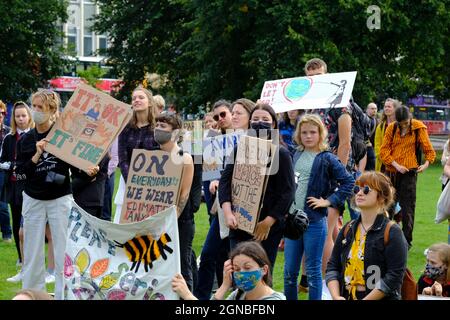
[{"left": 233, "top": 269, "right": 263, "bottom": 292}]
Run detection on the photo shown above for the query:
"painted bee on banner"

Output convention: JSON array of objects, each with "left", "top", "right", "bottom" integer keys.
[{"left": 115, "top": 233, "right": 173, "bottom": 273}]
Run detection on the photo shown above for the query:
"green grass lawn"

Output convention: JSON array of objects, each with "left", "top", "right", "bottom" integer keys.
[{"left": 0, "top": 164, "right": 448, "bottom": 299}]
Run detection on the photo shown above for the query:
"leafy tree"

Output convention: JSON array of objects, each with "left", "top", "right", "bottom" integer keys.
[
  {"left": 94, "top": 0, "right": 192, "bottom": 105},
  {"left": 94, "top": 0, "right": 449, "bottom": 113},
  {"left": 78, "top": 65, "right": 106, "bottom": 88},
  {"left": 0, "top": 0, "right": 69, "bottom": 102}
]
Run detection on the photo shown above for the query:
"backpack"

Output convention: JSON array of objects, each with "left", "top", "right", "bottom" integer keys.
[
  {"left": 349, "top": 100, "right": 371, "bottom": 164},
  {"left": 391, "top": 122, "right": 423, "bottom": 166},
  {"left": 343, "top": 220, "right": 418, "bottom": 300}
]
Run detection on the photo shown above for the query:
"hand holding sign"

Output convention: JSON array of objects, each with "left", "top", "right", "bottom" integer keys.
[{"left": 44, "top": 83, "right": 132, "bottom": 173}]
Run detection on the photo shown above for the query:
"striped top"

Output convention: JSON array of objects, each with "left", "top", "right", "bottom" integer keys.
[{"left": 380, "top": 119, "right": 436, "bottom": 172}]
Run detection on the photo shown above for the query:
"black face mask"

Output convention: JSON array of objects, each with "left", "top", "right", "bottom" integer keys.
[{"left": 250, "top": 121, "right": 272, "bottom": 139}]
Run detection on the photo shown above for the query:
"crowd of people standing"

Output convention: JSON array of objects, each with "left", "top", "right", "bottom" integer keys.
[{"left": 0, "top": 57, "right": 449, "bottom": 301}]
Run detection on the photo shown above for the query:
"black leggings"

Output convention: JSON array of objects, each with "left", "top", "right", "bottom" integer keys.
[{"left": 10, "top": 202, "right": 22, "bottom": 263}]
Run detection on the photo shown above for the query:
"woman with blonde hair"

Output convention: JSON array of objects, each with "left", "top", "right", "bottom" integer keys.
[
  {"left": 418, "top": 242, "right": 450, "bottom": 297},
  {"left": 1, "top": 101, "right": 34, "bottom": 280},
  {"left": 113, "top": 86, "right": 158, "bottom": 223},
  {"left": 374, "top": 98, "right": 400, "bottom": 171},
  {"left": 15, "top": 90, "right": 89, "bottom": 299},
  {"left": 284, "top": 114, "right": 354, "bottom": 300},
  {"left": 326, "top": 171, "right": 408, "bottom": 300}
]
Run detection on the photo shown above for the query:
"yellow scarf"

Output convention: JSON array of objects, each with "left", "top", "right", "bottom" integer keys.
[{"left": 344, "top": 226, "right": 366, "bottom": 300}]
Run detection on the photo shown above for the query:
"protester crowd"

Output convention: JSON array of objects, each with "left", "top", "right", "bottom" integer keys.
[{"left": 1, "top": 57, "right": 449, "bottom": 301}]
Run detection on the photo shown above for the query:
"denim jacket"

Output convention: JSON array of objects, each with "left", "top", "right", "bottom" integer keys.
[
  {"left": 325, "top": 214, "right": 408, "bottom": 300},
  {"left": 292, "top": 150, "right": 354, "bottom": 222}
]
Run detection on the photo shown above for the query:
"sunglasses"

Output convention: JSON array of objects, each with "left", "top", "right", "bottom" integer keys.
[
  {"left": 353, "top": 185, "right": 372, "bottom": 195},
  {"left": 213, "top": 111, "right": 227, "bottom": 122}
]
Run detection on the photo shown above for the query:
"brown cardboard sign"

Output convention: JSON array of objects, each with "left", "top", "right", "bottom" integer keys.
[
  {"left": 231, "top": 135, "right": 276, "bottom": 235},
  {"left": 44, "top": 83, "right": 132, "bottom": 172},
  {"left": 120, "top": 149, "right": 184, "bottom": 224}
]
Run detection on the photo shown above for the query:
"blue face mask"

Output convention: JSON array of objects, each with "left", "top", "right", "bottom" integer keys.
[{"left": 233, "top": 269, "right": 263, "bottom": 292}]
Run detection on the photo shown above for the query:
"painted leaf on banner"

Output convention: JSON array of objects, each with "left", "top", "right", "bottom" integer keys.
[
  {"left": 75, "top": 248, "right": 90, "bottom": 274},
  {"left": 90, "top": 258, "right": 109, "bottom": 278}
]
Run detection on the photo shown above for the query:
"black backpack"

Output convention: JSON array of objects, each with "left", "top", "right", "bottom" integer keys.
[{"left": 349, "top": 100, "right": 371, "bottom": 164}]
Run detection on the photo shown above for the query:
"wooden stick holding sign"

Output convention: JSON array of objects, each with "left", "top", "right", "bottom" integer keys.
[
  {"left": 120, "top": 149, "right": 184, "bottom": 224},
  {"left": 231, "top": 135, "right": 276, "bottom": 235},
  {"left": 44, "top": 83, "right": 133, "bottom": 172}
]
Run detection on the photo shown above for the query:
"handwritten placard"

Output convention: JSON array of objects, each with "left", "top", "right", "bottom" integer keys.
[
  {"left": 45, "top": 83, "right": 132, "bottom": 172},
  {"left": 180, "top": 120, "right": 203, "bottom": 156},
  {"left": 120, "top": 150, "right": 183, "bottom": 224},
  {"left": 232, "top": 136, "right": 275, "bottom": 234},
  {"left": 202, "top": 131, "right": 243, "bottom": 181},
  {"left": 259, "top": 71, "right": 357, "bottom": 113}
]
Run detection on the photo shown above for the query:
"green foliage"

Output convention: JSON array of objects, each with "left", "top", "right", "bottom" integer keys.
[
  {"left": 78, "top": 65, "right": 107, "bottom": 88},
  {"left": 0, "top": 0, "right": 69, "bottom": 102},
  {"left": 94, "top": 0, "right": 449, "bottom": 113}
]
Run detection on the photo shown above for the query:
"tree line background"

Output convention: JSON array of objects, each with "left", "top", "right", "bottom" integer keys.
[{"left": 1, "top": 0, "right": 449, "bottom": 114}]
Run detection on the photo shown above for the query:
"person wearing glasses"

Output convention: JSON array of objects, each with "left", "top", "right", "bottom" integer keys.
[
  {"left": 196, "top": 99, "right": 234, "bottom": 300},
  {"left": 0, "top": 100, "right": 12, "bottom": 244},
  {"left": 326, "top": 171, "right": 408, "bottom": 300},
  {"left": 196, "top": 99, "right": 255, "bottom": 300}
]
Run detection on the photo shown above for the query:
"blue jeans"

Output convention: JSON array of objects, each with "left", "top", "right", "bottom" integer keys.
[
  {"left": 366, "top": 146, "right": 376, "bottom": 171},
  {"left": 284, "top": 217, "right": 327, "bottom": 300},
  {"left": 194, "top": 216, "right": 229, "bottom": 300},
  {"left": 101, "top": 173, "right": 115, "bottom": 221}
]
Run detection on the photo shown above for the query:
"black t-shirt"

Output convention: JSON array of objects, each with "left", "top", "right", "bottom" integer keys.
[{"left": 16, "top": 128, "right": 72, "bottom": 200}]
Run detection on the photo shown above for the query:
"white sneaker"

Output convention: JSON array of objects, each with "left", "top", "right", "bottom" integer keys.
[
  {"left": 45, "top": 272, "right": 55, "bottom": 284},
  {"left": 7, "top": 271, "right": 23, "bottom": 283}
]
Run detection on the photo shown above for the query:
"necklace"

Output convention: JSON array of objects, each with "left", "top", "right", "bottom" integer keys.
[{"left": 360, "top": 222, "right": 372, "bottom": 235}]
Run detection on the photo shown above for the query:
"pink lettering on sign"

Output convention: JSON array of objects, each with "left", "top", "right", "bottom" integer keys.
[{"left": 71, "top": 89, "right": 96, "bottom": 112}]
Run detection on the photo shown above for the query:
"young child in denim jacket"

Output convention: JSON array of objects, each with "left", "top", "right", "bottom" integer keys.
[{"left": 283, "top": 114, "right": 354, "bottom": 300}]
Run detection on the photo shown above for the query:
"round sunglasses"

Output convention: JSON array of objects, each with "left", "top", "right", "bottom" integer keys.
[
  {"left": 353, "top": 185, "right": 372, "bottom": 195},
  {"left": 213, "top": 111, "right": 227, "bottom": 122}
]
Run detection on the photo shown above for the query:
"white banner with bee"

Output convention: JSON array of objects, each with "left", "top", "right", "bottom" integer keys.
[{"left": 63, "top": 201, "right": 180, "bottom": 300}]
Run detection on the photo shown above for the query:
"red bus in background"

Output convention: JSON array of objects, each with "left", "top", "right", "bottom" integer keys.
[
  {"left": 408, "top": 95, "right": 450, "bottom": 135},
  {"left": 49, "top": 76, "right": 123, "bottom": 93},
  {"left": 49, "top": 76, "right": 123, "bottom": 107}
]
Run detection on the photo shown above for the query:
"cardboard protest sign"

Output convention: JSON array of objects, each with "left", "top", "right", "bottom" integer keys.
[
  {"left": 259, "top": 71, "right": 357, "bottom": 113},
  {"left": 231, "top": 135, "right": 276, "bottom": 235},
  {"left": 180, "top": 120, "right": 203, "bottom": 156},
  {"left": 202, "top": 131, "right": 243, "bottom": 181},
  {"left": 120, "top": 149, "right": 183, "bottom": 224},
  {"left": 64, "top": 202, "right": 180, "bottom": 300},
  {"left": 45, "top": 83, "right": 132, "bottom": 172}
]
